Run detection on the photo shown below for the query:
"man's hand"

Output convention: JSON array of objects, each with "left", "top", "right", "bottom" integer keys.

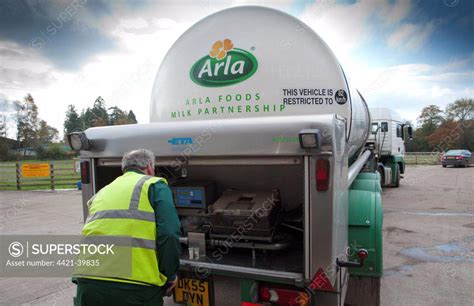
[{"left": 165, "top": 276, "right": 178, "bottom": 296}]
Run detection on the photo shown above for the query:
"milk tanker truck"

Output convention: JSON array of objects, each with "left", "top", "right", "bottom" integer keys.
[{"left": 69, "top": 6, "right": 387, "bottom": 306}]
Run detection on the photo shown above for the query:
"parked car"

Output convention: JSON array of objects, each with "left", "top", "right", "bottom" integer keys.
[{"left": 442, "top": 150, "right": 473, "bottom": 168}]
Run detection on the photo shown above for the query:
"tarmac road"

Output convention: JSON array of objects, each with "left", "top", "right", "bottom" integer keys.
[
  {"left": 0, "top": 165, "right": 472, "bottom": 305},
  {"left": 380, "top": 165, "right": 473, "bottom": 305}
]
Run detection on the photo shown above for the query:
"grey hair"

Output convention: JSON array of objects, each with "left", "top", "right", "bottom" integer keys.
[{"left": 121, "top": 149, "right": 155, "bottom": 172}]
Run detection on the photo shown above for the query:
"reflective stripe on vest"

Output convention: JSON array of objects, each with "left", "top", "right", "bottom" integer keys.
[
  {"left": 85, "top": 175, "right": 153, "bottom": 222},
  {"left": 81, "top": 236, "right": 157, "bottom": 250},
  {"left": 77, "top": 172, "right": 168, "bottom": 286}
]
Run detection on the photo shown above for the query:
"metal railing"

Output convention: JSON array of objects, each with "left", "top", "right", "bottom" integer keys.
[{"left": 0, "top": 160, "right": 80, "bottom": 190}]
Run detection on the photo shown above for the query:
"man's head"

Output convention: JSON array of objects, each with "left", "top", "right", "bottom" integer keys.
[{"left": 121, "top": 149, "right": 155, "bottom": 176}]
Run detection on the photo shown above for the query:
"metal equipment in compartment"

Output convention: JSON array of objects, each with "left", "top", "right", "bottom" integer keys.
[{"left": 209, "top": 189, "right": 282, "bottom": 239}]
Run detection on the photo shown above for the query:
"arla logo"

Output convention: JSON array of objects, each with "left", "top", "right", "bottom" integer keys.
[{"left": 190, "top": 39, "right": 258, "bottom": 87}]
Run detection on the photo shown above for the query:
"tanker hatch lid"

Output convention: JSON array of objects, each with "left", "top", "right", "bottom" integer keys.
[{"left": 81, "top": 115, "right": 339, "bottom": 158}]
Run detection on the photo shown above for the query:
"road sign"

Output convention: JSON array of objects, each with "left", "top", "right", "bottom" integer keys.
[{"left": 21, "top": 163, "right": 50, "bottom": 177}]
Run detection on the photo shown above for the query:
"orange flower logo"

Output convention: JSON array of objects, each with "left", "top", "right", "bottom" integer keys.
[{"left": 209, "top": 39, "right": 234, "bottom": 60}]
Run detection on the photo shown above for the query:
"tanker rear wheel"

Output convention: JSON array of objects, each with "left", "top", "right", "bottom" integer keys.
[
  {"left": 394, "top": 164, "right": 400, "bottom": 187},
  {"left": 377, "top": 166, "right": 385, "bottom": 187}
]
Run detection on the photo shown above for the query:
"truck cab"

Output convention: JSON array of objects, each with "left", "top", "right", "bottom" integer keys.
[{"left": 367, "top": 108, "right": 411, "bottom": 187}]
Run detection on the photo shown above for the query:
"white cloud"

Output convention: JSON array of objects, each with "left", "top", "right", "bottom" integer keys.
[
  {"left": 119, "top": 17, "right": 149, "bottom": 30},
  {"left": 152, "top": 18, "right": 178, "bottom": 30},
  {"left": 441, "top": 52, "right": 474, "bottom": 72},
  {"left": 299, "top": 0, "right": 414, "bottom": 62},
  {"left": 297, "top": 0, "right": 470, "bottom": 124},
  {"left": 0, "top": 67, "right": 56, "bottom": 91},
  {"left": 353, "top": 60, "right": 474, "bottom": 124},
  {"left": 299, "top": 0, "right": 434, "bottom": 61},
  {"left": 431, "top": 85, "right": 452, "bottom": 99},
  {"left": 0, "top": 41, "right": 51, "bottom": 72},
  {"left": 387, "top": 21, "right": 437, "bottom": 50},
  {"left": 387, "top": 23, "right": 416, "bottom": 47},
  {"left": 379, "top": 0, "right": 410, "bottom": 24},
  {"left": 0, "top": 41, "right": 57, "bottom": 93},
  {"left": 300, "top": 0, "right": 374, "bottom": 61}
]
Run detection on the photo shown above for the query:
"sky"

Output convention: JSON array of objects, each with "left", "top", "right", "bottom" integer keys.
[{"left": 0, "top": 0, "right": 473, "bottom": 138}]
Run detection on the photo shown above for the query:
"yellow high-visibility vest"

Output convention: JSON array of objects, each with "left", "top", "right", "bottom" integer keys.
[{"left": 74, "top": 171, "right": 168, "bottom": 287}]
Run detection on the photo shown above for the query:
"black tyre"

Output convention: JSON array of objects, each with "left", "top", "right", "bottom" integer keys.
[
  {"left": 442, "top": 164, "right": 447, "bottom": 168},
  {"left": 345, "top": 276, "right": 381, "bottom": 306},
  {"left": 378, "top": 166, "right": 385, "bottom": 187},
  {"left": 394, "top": 164, "right": 400, "bottom": 187}
]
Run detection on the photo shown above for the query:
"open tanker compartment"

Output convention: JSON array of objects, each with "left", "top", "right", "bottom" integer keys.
[
  {"left": 177, "top": 160, "right": 305, "bottom": 278},
  {"left": 94, "top": 156, "right": 306, "bottom": 279}
]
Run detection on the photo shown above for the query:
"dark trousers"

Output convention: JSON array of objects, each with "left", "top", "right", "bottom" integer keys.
[{"left": 74, "top": 278, "right": 165, "bottom": 306}]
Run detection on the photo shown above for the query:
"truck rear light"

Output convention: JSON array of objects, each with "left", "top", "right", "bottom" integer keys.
[
  {"left": 241, "top": 303, "right": 265, "bottom": 306},
  {"left": 259, "top": 286, "right": 310, "bottom": 306},
  {"left": 298, "top": 129, "right": 321, "bottom": 149},
  {"left": 67, "top": 132, "right": 92, "bottom": 151},
  {"left": 455, "top": 156, "right": 462, "bottom": 160},
  {"left": 358, "top": 248, "right": 368, "bottom": 260},
  {"left": 316, "top": 159, "right": 330, "bottom": 191},
  {"left": 80, "top": 161, "right": 90, "bottom": 184}
]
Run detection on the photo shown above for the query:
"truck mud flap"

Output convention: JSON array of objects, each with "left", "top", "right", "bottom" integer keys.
[{"left": 347, "top": 187, "right": 383, "bottom": 277}]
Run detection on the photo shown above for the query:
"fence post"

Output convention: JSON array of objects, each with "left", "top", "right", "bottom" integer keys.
[
  {"left": 50, "top": 162, "right": 55, "bottom": 191},
  {"left": 415, "top": 154, "right": 418, "bottom": 165},
  {"left": 16, "top": 162, "right": 21, "bottom": 190}
]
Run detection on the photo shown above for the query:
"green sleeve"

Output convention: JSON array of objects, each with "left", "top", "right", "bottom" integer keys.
[{"left": 148, "top": 181, "right": 181, "bottom": 282}]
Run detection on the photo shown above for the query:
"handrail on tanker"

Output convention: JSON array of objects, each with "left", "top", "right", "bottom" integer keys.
[{"left": 348, "top": 150, "right": 372, "bottom": 186}]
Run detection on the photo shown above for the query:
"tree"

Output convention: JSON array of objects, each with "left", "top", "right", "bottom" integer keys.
[
  {"left": 127, "top": 110, "right": 137, "bottom": 124},
  {"left": 445, "top": 98, "right": 474, "bottom": 150},
  {"left": 82, "top": 96, "right": 109, "bottom": 128},
  {"left": 15, "top": 94, "right": 39, "bottom": 148},
  {"left": 64, "top": 105, "right": 83, "bottom": 134},
  {"left": 0, "top": 141, "right": 10, "bottom": 160},
  {"left": 406, "top": 105, "right": 447, "bottom": 152},
  {"left": 0, "top": 95, "right": 14, "bottom": 138},
  {"left": 464, "top": 120, "right": 474, "bottom": 150},
  {"left": 108, "top": 107, "right": 139, "bottom": 125},
  {"left": 446, "top": 98, "right": 473, "bottom": 121},
  {"left": 79, "top": 109, "right": 87, "bottom": 129},
  {"left": 108, "top": 106, "right": 128, "bottom": 125},
  {"left": 45, "top": 144, "right": 67, "bottom": 160},
  {"left": 0, "top": 114, "right": 9, "bottom": 160},
  {"left": 417, "top": 105, "right": 444, "bottom": 131},
  {"left": 91, "top": 96, "right": 109, "bottom": 126},
  {"left": 406, "top": 128, "right": 431, "bottom": 152},
  {"left": 408, "top": 105, "right": 444, "bottom": 152},
  {"left": 69, "top": 97, "right": 138, "bottom": 130},
  {"left": 36, "top": 143, "right": 67, "bottom": 160},
  {"left": 37, "top": 120, "right": 59, "bottom": 143},
  {"left": 427, "top": 119, "right": 474, "bottom": 151},
  {"left": 426, "top": 120, "right": 460, "bottom": 152},
  {"left": 0, "top": 113, "right": 6, "bottom": 137}
]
